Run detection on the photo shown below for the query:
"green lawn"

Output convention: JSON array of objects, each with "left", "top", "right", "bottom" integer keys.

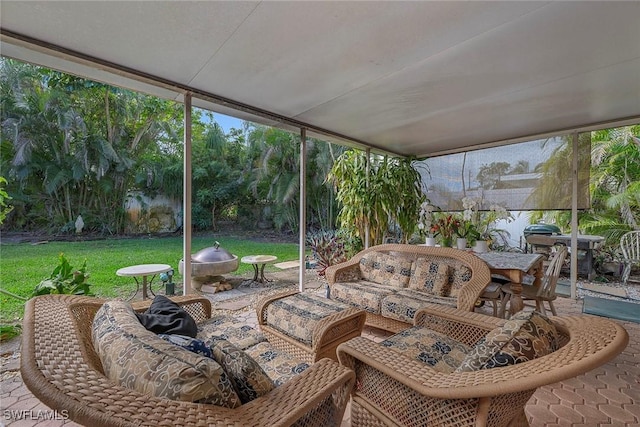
[{"left": 0, "top": 235, "right": 300, "bottom": 323}]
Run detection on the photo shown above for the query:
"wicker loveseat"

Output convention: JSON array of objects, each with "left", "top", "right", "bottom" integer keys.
[
  {"left": 337, "top": 304, "right": 629, "bottom": 427},
  {"left": 326, "top": 244, "right": 492, "bottom": 333},
  {"left": 20, "top": 294, "right": 355, "bottom": 427}
]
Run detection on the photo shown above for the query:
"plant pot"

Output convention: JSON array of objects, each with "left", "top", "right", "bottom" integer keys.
[
  {"left": 441, "top": 237, "right": 453, "bottom": 248},
  {"left": 473, "top": 240, "right": 489, "bottom": 253},
  {"left": 425, "top": 237, "right": 437, "bottom": 247},
  {"left": 456, "top": 238, "right": 467, "bottom": 250}
]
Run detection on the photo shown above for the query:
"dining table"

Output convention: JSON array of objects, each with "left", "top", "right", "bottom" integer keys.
[{"left": 475, "top": 252, "right": 545, "bottom": 316}]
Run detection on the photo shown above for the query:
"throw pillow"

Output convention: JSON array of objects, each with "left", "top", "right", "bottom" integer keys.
[
  {"left": 359, "top": 253, "right": 379, "bottom": 282},
  {"left": 408, "top": 258, "right": 451, "bottom": 296},
  {"left": 136, "top": 295, "right": 198, "bottom": 337},
  {"left": 362, "top": 252, "right": 412, "bottom": 288},
  {"left": 455, "top": 310, "right": 559, "bottom": 372},
  {"left": 207, "top": 336, "right": 275, "bottom": 404},
  {"left": 92, "top": 300, "right": 240, "bottom": 407}
]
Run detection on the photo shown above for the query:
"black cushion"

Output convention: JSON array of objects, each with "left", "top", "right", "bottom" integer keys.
[{"left": 136, "top": 295, "right": 198, "bottom": 337}]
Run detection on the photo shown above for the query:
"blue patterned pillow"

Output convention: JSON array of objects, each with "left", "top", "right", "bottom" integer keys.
[
  {"left": 159, "top": 334, "right": 213, "bottom": 358},
  {"left": 207, "top": 336, "right": 275, "bottom": 403}
]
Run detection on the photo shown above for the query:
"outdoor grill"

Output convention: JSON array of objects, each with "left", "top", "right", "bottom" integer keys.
[
  {"left": 523, "top": 224, "right": 603, "bottom": 280},
  {"left": 178, "top": 241, "right": 239, "bottom": 291}
]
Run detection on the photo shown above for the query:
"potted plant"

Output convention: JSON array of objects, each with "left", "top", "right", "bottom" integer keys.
[
  {"left": 430, "top": 214, "right": 460, "bottom": 247},
  {"left": 417, "top": 201, "right": 437, "bottom": 245},
  {"left": 462, "top": 197, "right": 514, "bottom": 252},
  {"left": 454, "top": 218, "right": 480, "bottom": 249}
]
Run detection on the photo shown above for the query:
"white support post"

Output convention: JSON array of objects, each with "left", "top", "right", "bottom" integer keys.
[
  {"left": 570, "top": 132, "right": 579, "bottom": 299},
  {"left": 299, "top": 128, "right": 307, "bottom": 292},
  {"left": 183, "top": 93, "right": 193, "bottom": 295},
  {"left": 365, "top": 148, "right": 370, "bottom": 249}
]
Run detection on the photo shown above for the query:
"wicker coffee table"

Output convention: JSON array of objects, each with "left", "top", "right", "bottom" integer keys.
[{"left": 256, "top": 291, "right": 366, "bottom": 363}]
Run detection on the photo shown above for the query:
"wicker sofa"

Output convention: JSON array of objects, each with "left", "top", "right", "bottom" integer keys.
[
  {"left": 337, "top": 304, "right": 629, "bottom": 427},
  {"left": 326, "top": 244, "right": 492, "bottom": 332},
  {"left": 20, "top": 294, "right": 355, "bottom": 427}
]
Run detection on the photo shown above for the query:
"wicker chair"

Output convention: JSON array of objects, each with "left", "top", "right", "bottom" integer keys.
[
  {"left": 337, "top": 304, "right": 629, "bottom": 427},
  {"left": 20, "top": 294, "right": 355, "bottom": 427}
]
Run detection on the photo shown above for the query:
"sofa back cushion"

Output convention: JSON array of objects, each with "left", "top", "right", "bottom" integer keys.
[
  {"left": 92, "top": 300, "right": 241, "bottom": 407},
  {"left": 408, "top": 258, "right": 451, "bottom": 296},
  {"left": 448, "top": 263, "right": 473, "bottom": 297},
  {"left": 359, "top": 252, "right": 412, "bottom": 288},
  {"left": 455, "top": 310, "right": 559, "bottom": 372}
]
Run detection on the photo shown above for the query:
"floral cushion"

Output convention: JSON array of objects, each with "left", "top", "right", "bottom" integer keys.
[
  {"left": 207, "top": 336, "right": 275, "bottom": 404},
  {"left": 92, "top": 300, "right": 240, "bottom": 407},
  {"left": 244, "top": 341, "right": 311, "bottom": 386},
  {"left": 380, "top": 289, "right": 457, "bottom": 323},
  {"left": 360, "top": 252, "right": 412, "bottom": 288},
  {"left": 264, "top": 293, "right": 353, "bottom": 345},
  {"left": 408, "top": 258, "right": 451, "bottom": 296},
  {"left": 358, "top": 253, "right": 379, "bottom": 281},
  {"left": 381, "top": 326, "right": 471, "bottom": 373},
  {"left": 330, "top": 280, "right": 397, "bottom": 314},
  {"left": 448, "top": 264, "right": 473, "bottom": 297},
  {"left": 197, "top": 315, "right": 267, "bottom": 350},
  {"left": 455, "top": 310, "right": 559, "bottom": 372}
]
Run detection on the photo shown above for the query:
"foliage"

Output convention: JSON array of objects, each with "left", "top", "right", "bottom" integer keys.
[
  {"left": 32, "top": 253, "right": 94, "bottom": 297},
  {"left": 0, "top": 176, "right": 13, "bottom": 224},
  {"left": 429, "top": 213, "right": 460, "bottom": 245},
  {"left": 0, "top": 324, "right": 21, "bottom": 342},
  {"left": 529, "top": 126, "right": 639, "bottom": 250},
  {"left": 582, "top": 125, "right": 640, "bottom": 242},
  {"left": 244, "top": 126, "right": 346, "bottom": 233},
  {"left": 461, "top": 196, "right": 513, "bottom": 247},
  {"left": 453, "top": 219, "right": 480, "bottom": 245},
  {"left": 306, "top": 230, "right": 348, "bottom": 276},
  {"left": 0, "top": 58, "right": 183, "bottom": 234},
  {"left": 329, "top": 150, "right": 425, "bottom": 245}
]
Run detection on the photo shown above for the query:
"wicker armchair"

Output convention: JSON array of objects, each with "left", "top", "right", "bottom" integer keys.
[
  {"left": 21, "top": 294, "right": 355, "bottom": 427},
  {"left": 337, "top": 304, "right": 629, "bottom": 427}
]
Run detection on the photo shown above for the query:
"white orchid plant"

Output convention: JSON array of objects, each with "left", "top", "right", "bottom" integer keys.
[
  {"left": 417, "top": 201, "right": 436, "bottom": 238},
  {"left": 461, "top": 196, "right": 514, "bottom": 244}
]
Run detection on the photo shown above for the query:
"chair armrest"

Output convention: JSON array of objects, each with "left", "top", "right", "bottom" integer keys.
[
  {"left": 239, "top": 358, "right": 355, "bottom": 426},
  {"left": 325, "top": 260, "right": 361, "bottom": 286},
  {"left": 338, "top": 314, "right": 628, "bottom": 400},
  {"left": 413, "top": 304, "right": 504, "bottom": 346}
]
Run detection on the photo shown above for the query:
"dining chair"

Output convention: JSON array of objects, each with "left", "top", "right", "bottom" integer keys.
[
  {"left": 620, "top": 230, "right": 640, "bottom": 285},
  {"left": 500, "top": 246, "right": 568, "bottom": 317},
  {"left": 478, "top": 281, "right": 506, "bottom": 318}
]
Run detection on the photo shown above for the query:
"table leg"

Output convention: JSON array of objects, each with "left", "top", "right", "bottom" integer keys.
[
  {"left": 259, "top": 263, "right": 270, "bottom": 283},
  {"left": 509, "top": 282, "right": 525, "bottom": 315},
  {"left": 252, "top": 264, "right": 260, "bottom": 282},
  {"left": 126, "top": 277, "right": 141, "bottom": 301},
  {"left": 142, "top": 275, "right": 148, "bottom": 300}
]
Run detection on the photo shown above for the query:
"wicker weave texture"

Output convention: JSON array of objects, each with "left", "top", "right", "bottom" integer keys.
[
  {"left": 21, "top": 294, "right": 355, "bottom": 427},
  {"left": 338, "top": 306, "right": 629, "bottom": 427}
]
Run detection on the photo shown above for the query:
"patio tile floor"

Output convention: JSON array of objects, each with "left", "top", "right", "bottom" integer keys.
[{"left": 1, "top": 277, "right": 638, "bottom": 426}]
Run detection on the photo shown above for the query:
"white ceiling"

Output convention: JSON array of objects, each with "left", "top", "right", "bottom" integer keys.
[{"left": 1, "top": 1, "right": 639, "bottom": 157}]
